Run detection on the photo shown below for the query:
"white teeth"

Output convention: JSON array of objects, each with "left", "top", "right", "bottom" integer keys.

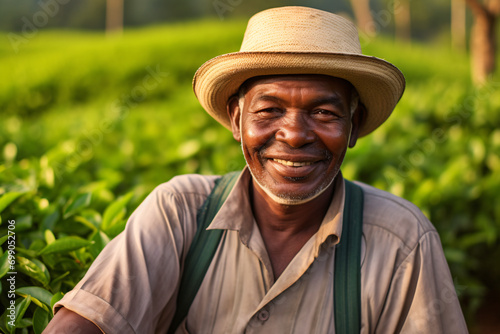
[{"left": 273, "top": 159, "right": 313, "bottom": 167}]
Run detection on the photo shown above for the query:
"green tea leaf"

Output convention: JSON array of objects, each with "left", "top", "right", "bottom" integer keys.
[
  {"left": 16, "top": 286, "right": 53, "bottom": 308},
  {"left": 50, "top": 292, "right": 64, "bottom": 310},
  {"left": 73, "top": 247, "right": 92, "bottom": 266},
  {"left": 74, "top": 210, "right": 101, "bottom": 231},
  {"left": 0, "top": 192, "right": 25, "bottom": 213},
  {"left": 38, "top": 236, "right": 93, "bottom": 255},
  {"left": 0, "top": 311, "right": 10, "bottom": 334},
  {"left": 63, "top": 193, "right": 92, "bottom": 219},
  {"left": 444, "top": 248, "right": 466, "bottom": 264},
  {"left": 101, "top": 192, "right": 133, "bottom": 231},
  {"left": 16, "top": 256, "right": 50, "bottom": 286},
  {"left": 16, "top": 248, "right": 39, "bottom": 258},
  {"left": 32, "top": 258, "right": 50, "bottom": 283},
  {"left": 16, "top": 318, "right": 33, "bottom": 329},
  {"left": 28, "top": 239, "right": 46, "bottom": 252},
  {"left": 50, "top": 272, "right": 70, "bottom": 287},
  {"left": 41, "top": 209, "right": 60, "bottom": 231},
  {"left": 32, "top": 307, "right": 50, "bottom": 334},
  {"left": 49, "top": 279, "right": 63, "bottom": 295},
  {"left": 14, "top": 215, "right": 33, "bottom": 232},
  {"left": 104, "top": 219, "right": 127, "bottom": 239},
  {"left": 0, "top": 235, "right": 8, "bottom": 246},
  {"left": 0, "top": 251, "right": 10, "bottom": 279},
  {"left": 89, "top": 230, "right": 110, "bottom": 259},
  {"left": 10, "top": 296, "right": 31, "bottom": 331},
  {"left": 44, "top": 230, "right": 56, "bottom": 245}
]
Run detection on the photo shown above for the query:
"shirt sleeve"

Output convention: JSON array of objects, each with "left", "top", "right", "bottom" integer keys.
[
  {"left": 375, "top": 231, "right": 468, "bottom": 334},
  {"left": 54, "top": 179, "right": 210, "bottom": 334}
]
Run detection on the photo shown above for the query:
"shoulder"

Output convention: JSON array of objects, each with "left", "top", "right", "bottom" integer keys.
[
  {"left": 151, "top": 173, "right": 220, "bottom": 203},
  {"left": 129, "top": 174, "right": 221, "bottom": 233},
  {"left": 354, "top": 181, "right": 437, "bottom": 253},
  {"left": 156, "top": 173, "right": 220, "bottom": 195}
]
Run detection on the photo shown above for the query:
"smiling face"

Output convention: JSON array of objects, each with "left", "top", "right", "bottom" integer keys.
[{"left": 228, "top": 74, "right": 362, "bottom": 205}]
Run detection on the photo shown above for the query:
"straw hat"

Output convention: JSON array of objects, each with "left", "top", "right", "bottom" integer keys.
[{"left": 193, "top": 6, "right": 405, "bottom": 137}]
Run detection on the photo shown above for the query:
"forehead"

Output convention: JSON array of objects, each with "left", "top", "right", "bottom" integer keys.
[{"left": 241, "top": 74, "right": 353, "bottom": 97}]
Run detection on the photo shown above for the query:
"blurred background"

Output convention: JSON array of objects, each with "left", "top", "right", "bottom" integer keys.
[{"left": 0, "top": 0, "right": 499, "bottom": 333}]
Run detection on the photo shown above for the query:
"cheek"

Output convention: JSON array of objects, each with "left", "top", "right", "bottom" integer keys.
[
  {"left": 241, "top": 120, "right": 275, "bottom": 151},
  {"left": 320, "top": 128, "right": 351, "bottom": 156}
]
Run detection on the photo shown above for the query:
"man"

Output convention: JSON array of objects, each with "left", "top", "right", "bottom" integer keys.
[{"left": 45, "top": 6, "right": 468, "bottom": 334}]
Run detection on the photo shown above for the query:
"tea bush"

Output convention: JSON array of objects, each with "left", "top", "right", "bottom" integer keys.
[{"left": 0, "top": 19, "right": 499, "bottom": 332}]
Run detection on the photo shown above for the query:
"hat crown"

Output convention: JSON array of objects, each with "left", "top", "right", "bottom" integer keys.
[{"left": 240, "top": 6, "right": 362, "bottom": 54}]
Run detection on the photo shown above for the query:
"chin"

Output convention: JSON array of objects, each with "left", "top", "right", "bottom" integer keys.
[{"left": 251, "top": 169, "right": 337, "bottom": 206}]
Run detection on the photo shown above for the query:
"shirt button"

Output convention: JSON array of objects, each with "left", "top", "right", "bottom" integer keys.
[{"left": 257, "top": 309, "right": 270, "bottom": 322}]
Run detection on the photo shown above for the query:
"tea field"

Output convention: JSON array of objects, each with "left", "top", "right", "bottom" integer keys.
[{"left": 0, "top": 19, "right": 499, "bottom": 333}]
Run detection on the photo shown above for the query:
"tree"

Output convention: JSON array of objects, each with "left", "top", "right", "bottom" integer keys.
[
  {"left": 451, "top": 0, "right": 467, "bottom": 51},
  {"left": 394, "top": 0, "right": 411, "bottom": 41},
  {"left": 465, "top": 0, "right": 500, "bottom": 83},
  {"left": 350, "top": 0, "right": 375, "bottom": 36},
  {"left": 106, "top": 0, "right": 123, "bottom": 35}
]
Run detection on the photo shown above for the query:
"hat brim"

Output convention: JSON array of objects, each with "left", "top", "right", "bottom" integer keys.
[{"left": 193, "top": 52, "right": 405, "bottom": 137}]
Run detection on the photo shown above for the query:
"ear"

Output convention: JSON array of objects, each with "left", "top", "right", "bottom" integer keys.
[
  {"left": 349, "top": 103, "right": 366, "bottom": 148},
  {"left": 227, "top": 96, "right": 242, "bottom": 142}
]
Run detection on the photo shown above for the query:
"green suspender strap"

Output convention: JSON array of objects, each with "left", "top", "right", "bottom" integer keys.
[
  {"left": 335, "top": 179, "right": 364, "bottom": 334},
  {"left": 168, "top": 171, "right": 240, "bottom": 334},
  {"left": 168, "top": 174, "right": 363, "bottom": 334}
]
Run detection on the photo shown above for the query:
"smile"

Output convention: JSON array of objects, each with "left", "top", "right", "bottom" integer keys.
[{"left": 272, "top": 159, "right": 314, "bottom": 167}]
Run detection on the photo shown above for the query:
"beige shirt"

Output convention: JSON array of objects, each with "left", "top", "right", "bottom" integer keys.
[{"left": 55, "top": 169, "right": 468, "bottom": 333}]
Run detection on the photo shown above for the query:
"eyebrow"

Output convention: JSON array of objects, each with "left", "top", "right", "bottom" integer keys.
[
  {"left": 255, "top": 94, "right": 344, "bottom": 106},
  {"left": 254, "top": 95, "right": 284, "bottom": 103},
  {"left": 310, "top": 96, "right": 346, "bottom": 111}
]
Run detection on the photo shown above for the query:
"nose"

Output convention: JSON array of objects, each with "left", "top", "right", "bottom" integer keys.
[{"left": 275, "top": 112, "right": 316, "bottom": 148}]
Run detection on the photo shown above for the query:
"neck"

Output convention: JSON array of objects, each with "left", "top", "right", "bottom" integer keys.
[{"left": 250, "top": 178, "right": 335, "bottom": 279}]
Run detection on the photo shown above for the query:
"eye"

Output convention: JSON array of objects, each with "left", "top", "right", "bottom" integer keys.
[
  {"left": 312, "top": 109, "right": 341, "bottom": 120},
  {"left": 258, "top": 107, "right": 282, "bottom": 117},
  {"left": 260, "top": 107, "right": 280, "bottom": 113},
  {"left": 315, "top": 109, "right": 334, "bottom": 115}
]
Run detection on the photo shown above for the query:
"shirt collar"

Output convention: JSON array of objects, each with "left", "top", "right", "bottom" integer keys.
[
  {"left": 207, "top": 168, "right": 255, "bottom": 246},
  {"left": 207, "top": 167, "right": 346, "bottom": 251}
]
